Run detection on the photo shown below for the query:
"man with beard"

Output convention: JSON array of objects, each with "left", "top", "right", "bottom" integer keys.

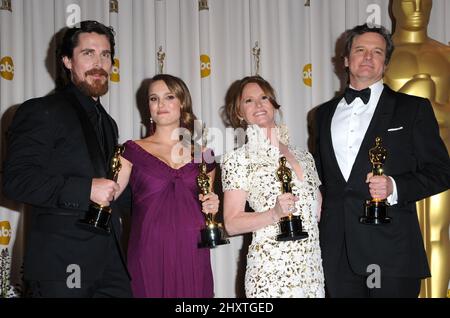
[{"left": 2, "top": 21, "right": 132, "bottom": 297}]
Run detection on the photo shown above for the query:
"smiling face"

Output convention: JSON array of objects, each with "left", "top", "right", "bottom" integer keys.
[
  {"left": 239, "top": 82, "right": 276, "bottom": 129},
  {"left": 393, "top": 0, "right": 432, "bottom": 31},
  {"left": 148, "top": 80, "right": 182, "bottom": 129},
  {"left": 62, "top": 32, "right": 112, "bottom": 98},
  {"left": 345, "top": 32, "right": 387, "bottom": 88}
]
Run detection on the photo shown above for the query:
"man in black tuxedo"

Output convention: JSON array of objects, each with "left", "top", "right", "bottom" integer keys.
[
  {"left": 2, "top": 21, "right": 132, "bottom": 297},
  {"left": 314, "top": 24, "right": 450, "bottom": 298}
]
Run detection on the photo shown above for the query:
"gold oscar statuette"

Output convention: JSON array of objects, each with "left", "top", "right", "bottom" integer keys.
[
  {"left": 157, "top": 46, "right": 166, "bottom": 75},
  {"left": 275, "top": 157, "right": 308, "bottom": 241},
  {"left": 78, "top": 144, "right": 125, "bottom": 234},
  {"left": 360, "top": 137, "right": 391, "bottom": 225},
  {"left": 252, "top": 41, "right": 261, "bottom": 76},
  {"left": 109, "top": 0, "right": 118, "bottom": 13},
  {"left": 0, "top": 0, "right": 12, "bottom": 12},
  {"left": 197, "top": 162, "right": 229, "bottom": 248}
]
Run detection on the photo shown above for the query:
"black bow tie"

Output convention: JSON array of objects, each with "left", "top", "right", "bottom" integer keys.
[{"left": 344, "top": 87, "right": 371, "bottom": 105}]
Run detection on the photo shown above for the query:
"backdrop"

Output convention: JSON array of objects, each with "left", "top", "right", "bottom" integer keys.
[{"left": 0, "top": 0, "right": 449, "bottom": 297}]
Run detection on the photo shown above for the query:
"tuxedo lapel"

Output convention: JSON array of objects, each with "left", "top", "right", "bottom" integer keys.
[
  {"left": 347, "top": 85, "right": 396, "bottom": 185},
  {"left": 64, "top": 91, "right": 107, "bottom": 177}
]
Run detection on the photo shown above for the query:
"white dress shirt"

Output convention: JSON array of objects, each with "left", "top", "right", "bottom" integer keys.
[{"left": 331, "top": 79, "right": 398, "bottom": 204}]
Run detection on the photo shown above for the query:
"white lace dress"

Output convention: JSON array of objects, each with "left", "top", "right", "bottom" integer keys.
[{"left": 221, "top": 124, "right": 325, "bottom": 298}]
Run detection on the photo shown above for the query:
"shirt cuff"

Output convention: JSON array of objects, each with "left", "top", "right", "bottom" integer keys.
[{"left": 386, "top": 176, "right": 398, "bottom": 206}]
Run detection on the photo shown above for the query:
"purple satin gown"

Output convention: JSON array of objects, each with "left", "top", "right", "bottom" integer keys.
[{"left": 123, "top": 140, "right": 215, "bottom": 298}]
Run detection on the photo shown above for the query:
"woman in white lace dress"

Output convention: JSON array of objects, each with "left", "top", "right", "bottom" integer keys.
[{"left": 221, "top": 76, "right": 325, "bottom": 298}]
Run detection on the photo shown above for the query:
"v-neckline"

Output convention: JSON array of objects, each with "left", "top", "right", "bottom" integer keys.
[
  {"left": 279, "top": 143, "right": 305, "bottom": 183},
  {"left": 283, "top": 154, "right": 305, "bottom": 183},
  {"left": 131, "top": 140, "right": 193, "bottom": 171}
]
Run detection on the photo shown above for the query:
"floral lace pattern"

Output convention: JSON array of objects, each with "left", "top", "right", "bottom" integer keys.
[{"left": 221, "top": 124, "right": 325, "bottom": 298}]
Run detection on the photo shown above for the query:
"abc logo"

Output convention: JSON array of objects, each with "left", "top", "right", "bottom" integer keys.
[
  {"left": 0, "top": 221, "right": 12, "bottom": 245},
  {"left": 0, "top": 56, "right": 14, "bottom": 81},
  {"left": 302, "top": 63, "right": 312, "bottom": 87},
  {"left": 200, "top": 54, "right": 211, "bottom": 78},
  {"left": 110, "top": 58, "right": 120, "bottom": 83}
]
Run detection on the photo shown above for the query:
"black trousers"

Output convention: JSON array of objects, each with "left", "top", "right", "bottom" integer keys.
[
  {"left": 325, "top": 239, "right": 421, "bottom": 298},
  {"left": 24, "top": 239, "right": 132, "bottom": 298}
]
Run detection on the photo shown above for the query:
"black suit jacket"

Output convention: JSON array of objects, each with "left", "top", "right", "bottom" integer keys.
[
  {"left": 2, "top": 85, "right": 129, "bottom": 281},
  {"left": 314, "top": 84, "right": 450, "bottom": 279}
]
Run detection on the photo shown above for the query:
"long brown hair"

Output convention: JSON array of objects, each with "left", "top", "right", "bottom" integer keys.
[
  {"left": 148, "top": 74, "right": 197, "bottom": 136},
  {"left": 148, "top": 74, "right": 199, "bottom": 157}
]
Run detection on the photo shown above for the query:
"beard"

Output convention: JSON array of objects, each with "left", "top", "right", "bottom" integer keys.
[{"left": 73, "top": 68, "right": 109, "bottom": 97}]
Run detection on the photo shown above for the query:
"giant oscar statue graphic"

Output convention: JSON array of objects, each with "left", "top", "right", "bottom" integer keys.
[{"left": 384, "top": 0, "right": 450, "bottom": 297}]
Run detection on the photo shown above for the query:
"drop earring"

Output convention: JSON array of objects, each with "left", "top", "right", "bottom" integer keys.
[{"left": 149, "top": 117, "right": 154, "bottom": 135}]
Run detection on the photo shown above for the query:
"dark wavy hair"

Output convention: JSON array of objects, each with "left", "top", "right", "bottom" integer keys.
[
  {"left": 343, "top": 23, "right": 394, "bottom": 65},
  {"left": 225, "top": 76, "right": 281, "bottom": 130},
  {"left": 58, "top": 20, "right": 116, "bottom": 77}
]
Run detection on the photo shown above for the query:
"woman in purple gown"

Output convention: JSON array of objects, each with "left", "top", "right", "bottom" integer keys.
[{"left": 115, "top": 74, "right": 219, "bottom": 297}]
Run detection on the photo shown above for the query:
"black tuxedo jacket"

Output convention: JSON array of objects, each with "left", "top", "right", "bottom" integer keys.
[
  {"left": 314, "top": 84, "right": 450, "bottom": 279},
  {"left": 3, "top": 85, "right": 128, "bottom": 281}
]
